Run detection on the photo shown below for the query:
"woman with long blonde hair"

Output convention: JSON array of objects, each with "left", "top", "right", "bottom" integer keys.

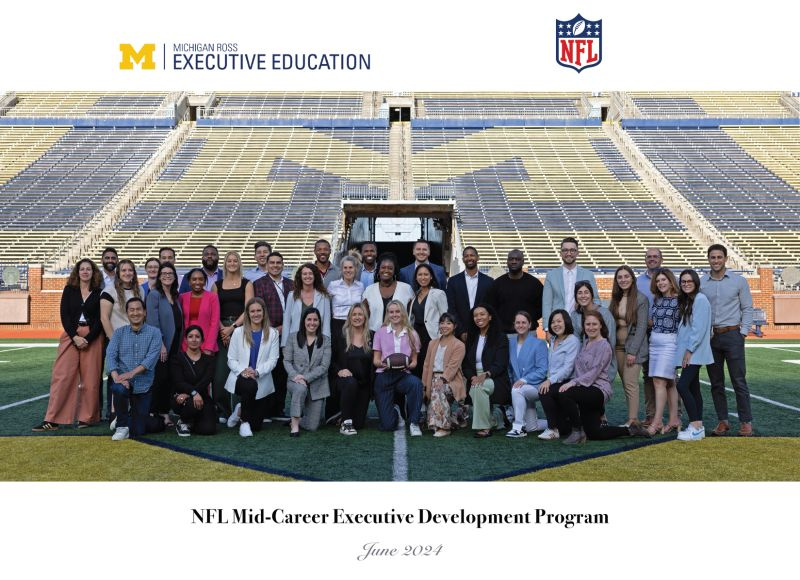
[
  {"left": 332, "top": 303, "right": 373, "bottom": 434},
  {"left": 372, "top": 300, "right": 424, "bottom": 435},
  {"left": 212, "top": 250, "right": 254, "bottom": 420},
  {"left": 224, "top": 298, "right": 279, "bottom": 437}
]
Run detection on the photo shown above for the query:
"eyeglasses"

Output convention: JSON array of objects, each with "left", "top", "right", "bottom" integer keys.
[
  {"left": 561, "top": 248, "right": 578, "bottom": 254},
  {"left": 680, "top": 279, "right": 694, "bottom": 285},
  {"left": 160, "top": 273, "right": 175, "bottom": 278}
]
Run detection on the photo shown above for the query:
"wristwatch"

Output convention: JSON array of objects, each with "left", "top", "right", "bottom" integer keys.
[{"left": 190, "top": 390, "right": 198, "bottom": 397}]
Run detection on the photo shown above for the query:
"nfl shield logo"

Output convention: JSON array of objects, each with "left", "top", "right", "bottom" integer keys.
[{"left": 556, "top": 14, "right": 602, "bottom": 73}]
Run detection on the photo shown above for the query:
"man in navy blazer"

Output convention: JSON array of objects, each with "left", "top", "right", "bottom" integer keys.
[
  {"left": 398, "top": 239, "right": 447, "bottom": 290},
  {"left": 178, "top": 244, "right": 224, "bottom": 293},
  {"left": 541, "top": 237, "right": 599, "bottom": 333},
  {"left": 446, "top": 246, "right": 493, "bottom": 341}
]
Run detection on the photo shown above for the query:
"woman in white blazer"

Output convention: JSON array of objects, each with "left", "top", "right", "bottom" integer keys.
[
  {"left": 224, "top": 298, "right": 280, "bottom": 437},
  {"left": 407, "top": 263, "right": 449, "bottom": 380},
  {"left": 281, "top": 263, "right": 332, "bottom": 347}
]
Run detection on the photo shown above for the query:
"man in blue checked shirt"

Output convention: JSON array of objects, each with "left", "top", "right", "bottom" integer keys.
[{"left": 106, "top": 297, "right": 163, "bottom": 441}]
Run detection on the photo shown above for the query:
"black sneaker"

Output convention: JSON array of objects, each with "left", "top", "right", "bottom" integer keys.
[{"left": 176, "top": 421, "right": 191, "bottom": 437}]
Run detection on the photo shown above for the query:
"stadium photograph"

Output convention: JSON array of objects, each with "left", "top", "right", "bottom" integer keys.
[{"left": 1, "top": 89, "right": 799, "bottom": 482}]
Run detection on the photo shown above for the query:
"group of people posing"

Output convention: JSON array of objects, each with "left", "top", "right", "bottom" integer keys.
[{"left": 34, "top": 236, "right": 755, "bottom": 444}]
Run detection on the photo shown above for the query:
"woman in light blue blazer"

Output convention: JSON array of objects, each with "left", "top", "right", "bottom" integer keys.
[
  {"left": 506, "top": 311, "right": 549, "bottom": 438},
  {"left": 674, "top": 269, "right": 713, "bottom": 441}
]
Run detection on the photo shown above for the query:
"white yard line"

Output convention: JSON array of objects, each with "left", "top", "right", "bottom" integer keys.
[
  {"left": 0, "top": 343, "right": 58, "bottom": 348},
  {"left": 699, "top": 380, "right": 800, "bottom": 413},
  {"left": 0, "top": 347, "right": 40, "bottom": 355},
  {"left": 392, "top": 429, "right": 408, "bottom": 481},
  {"left": 0, "top": 393, "right": 49, "bottom": 411}
]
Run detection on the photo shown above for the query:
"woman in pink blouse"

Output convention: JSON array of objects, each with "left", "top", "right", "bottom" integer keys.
[{"left": 180, "top": 268, "right": 220, "bottom": 355}]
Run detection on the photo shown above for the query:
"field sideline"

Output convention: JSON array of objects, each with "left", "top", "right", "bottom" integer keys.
[{"left": 1, "top": 340, "right": 799, "bottom": 482}]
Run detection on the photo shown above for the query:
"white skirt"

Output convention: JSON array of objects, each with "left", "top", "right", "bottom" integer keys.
[{"left": 648, "top": 332, "right": 677, "bottom": 380}]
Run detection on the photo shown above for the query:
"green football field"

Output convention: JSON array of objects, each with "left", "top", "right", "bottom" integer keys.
[{"left": 1, "top": 339, "right": 799, "bottom": 481}]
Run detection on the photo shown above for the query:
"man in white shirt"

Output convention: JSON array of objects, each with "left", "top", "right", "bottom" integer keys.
[{"left": 446, "top": 246, "right": 493, "bottom": 341}]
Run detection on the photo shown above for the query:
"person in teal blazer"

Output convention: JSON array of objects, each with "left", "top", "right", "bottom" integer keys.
[
  {"left": 673, "top": 269, "right": 713, "bottom": 441},
  {"left": 506, "top": 311, "right": 549, "bottom": 437}
]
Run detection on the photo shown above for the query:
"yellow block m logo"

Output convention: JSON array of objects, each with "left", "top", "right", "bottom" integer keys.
[{"left": 119, "top": 44, "right": 156, "bottom": 70}]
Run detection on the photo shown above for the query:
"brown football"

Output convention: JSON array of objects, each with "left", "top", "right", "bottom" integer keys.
[{"left": 384, "top": 353, "right": 409, "bottom": 369}]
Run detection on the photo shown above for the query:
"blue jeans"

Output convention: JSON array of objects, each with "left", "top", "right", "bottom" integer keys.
[
  {"left": 111, "top": 382, "right": 153, "bottom": 437},
  {"left": 374, "top": 370, "right": 423, "bottom": 431}
]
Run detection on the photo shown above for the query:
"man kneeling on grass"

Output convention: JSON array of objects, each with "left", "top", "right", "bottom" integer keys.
[{"left": 106, "top": 297, "right": 163, "bottom": 441}]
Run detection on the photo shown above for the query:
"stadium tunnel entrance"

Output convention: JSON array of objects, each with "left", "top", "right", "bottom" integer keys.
[{"left": 336, "top": 200, "right": 458, "bottom": 278}]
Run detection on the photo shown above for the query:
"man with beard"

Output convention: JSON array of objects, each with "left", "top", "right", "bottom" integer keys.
[
  {"left": 179, "top": 245, "right": 223, "bottom": 293},
  {"left": 446, "top": 246, "right": 494, "bottom": 341},
  {"left": 398, "top": 239, "right": 447, "bottom": 290},
  {"left": 542, "top": 237, "right": 598, "bottom": 334},
  {"left": 158, "top": 247, "right": 177, "bottom": 266},
  {"left": 359, "top": 241, "right": 378, "bottom": 287},
  {"left": 252, "top": 251, "right": 294, "bottom": 421},
  {"left": 486, "top": 249, "right": 543, "bottom": 334},
  {"left": 246, "top": 240, "right": 272, "bottom": 282},
  {"left": 701, "top": 243, "right": 754, "bottom": 437},
  {"left": 313, "top": 239, "right": 341, "bottom": 287},
  {"left": 101, "top": 247, "right": 118, "bottom": 288}
]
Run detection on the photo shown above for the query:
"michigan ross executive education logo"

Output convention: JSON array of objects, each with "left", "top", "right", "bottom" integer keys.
[
  {"left": 117, "top": 42, "right": 371, "bottom": 72},
  {"left": 556, "top": 14, "right": 601, "bottom": 73}
]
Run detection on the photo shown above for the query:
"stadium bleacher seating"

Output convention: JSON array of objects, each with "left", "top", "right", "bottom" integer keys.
[
  {"left": 627, "top": 91, "right": 791, "bottom": 118},
  {"left": 88, "top": 125, "right": 389, "bottom": 267},
  {"left": 207, "top": 92, "right": 366, "bottom": 119},
  {"left": 5, "top": 91, "right": 175, "bottom": 118},
  {"left": 412, "top": 126, "right": 706, "bottom": 269},
  {"left": 0, "top": 127, "right": 170, "bottom": 263},
  {"left": 415, "top": 92, "right": 585, "bottom": 118},
  {"left": 1, "top": 91, "right": 799, "bottom": 273},
  {"left": 628, "top": 127, "right": 800, "bottom": 265}
]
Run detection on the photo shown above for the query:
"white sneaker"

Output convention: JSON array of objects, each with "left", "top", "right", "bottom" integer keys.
[
  {"left": 239, "top": 421, "right": 253, "bottom": 437},
  {"left": 393, "top": 404, "right": 405, "bottom": 428},
  {"left": 111, "top": 426, "right": 129, "bottom": 441},
  {"left": 409, "top": 423, "right": 422, "bottom": 437},
  {"left": 227, "top": 403, "right": 241, "bottom": 428},
  {"left": 538, "top": 428, "right": 559, "bottom": 440},
  {"left": 340, "top": 421, "right": 357, "bottom": 435},
  {"left": 677, "top": 425, "right": 705, "bottom": 441},
  {"left": 109, "top": 417, "right": 117, "bottom": 431},
  {"left": 506, "top": 428, "right": 527, "bottom": 438}
]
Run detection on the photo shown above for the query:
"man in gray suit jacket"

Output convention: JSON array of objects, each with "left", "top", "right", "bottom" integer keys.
[{"left": 542, "top": 237, "right": 599, "bottom": 333}]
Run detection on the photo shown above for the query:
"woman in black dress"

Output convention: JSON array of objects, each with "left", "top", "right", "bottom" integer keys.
[{"left": 212, "top": 250, "right": 254, "bottom": 420}]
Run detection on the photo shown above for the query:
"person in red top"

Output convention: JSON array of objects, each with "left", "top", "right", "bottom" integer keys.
[{"left": 179, "top": 268, "right": 220, "bottom": 356}]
